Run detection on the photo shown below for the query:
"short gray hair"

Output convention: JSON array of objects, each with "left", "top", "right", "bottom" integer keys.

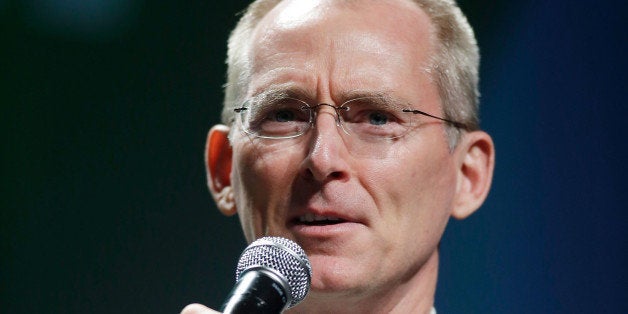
[{"left": 221, "top": 0, "right": 480, "bottom": 147}]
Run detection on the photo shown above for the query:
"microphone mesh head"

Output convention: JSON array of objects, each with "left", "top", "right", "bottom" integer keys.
[{"left": 236, "top": 237, "right": 312, "bottom": 308}]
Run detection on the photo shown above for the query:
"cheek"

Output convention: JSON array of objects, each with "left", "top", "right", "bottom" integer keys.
[
  {"left": 366, "top": 138, "right": 457, "bottom": 227},
  {"left": 237, "top": 145, "right": 300, "bottom": 192},
  {"left": 387, "top": 154, "right": 456, "bottom": 262},
  {"left": 231, "top": 140, "right": 303, "bottom": 239}
]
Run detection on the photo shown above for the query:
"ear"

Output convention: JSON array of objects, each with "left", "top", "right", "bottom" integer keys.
[
  {"left": 451, "top": 131, "right": 495, "bottom": 220},
  {"left": 205, "top": 124, "right": 237, "bottom": 216}
]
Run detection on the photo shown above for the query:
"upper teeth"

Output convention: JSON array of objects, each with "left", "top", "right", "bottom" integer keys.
[{"left": 299, "top": 213, "right": 341, "bottom": 222}]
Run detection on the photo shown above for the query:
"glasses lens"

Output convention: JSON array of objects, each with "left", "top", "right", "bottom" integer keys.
[
  {"left": 240, "top": 97, "right": 311, "bottom": 138},
  {"left": 340, "top": 97, "right": 413, "bottom": 141}
]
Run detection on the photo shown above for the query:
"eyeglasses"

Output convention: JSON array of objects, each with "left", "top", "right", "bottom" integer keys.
[{"left": 234, "top": 95, "right": 468, "bottom": 142}]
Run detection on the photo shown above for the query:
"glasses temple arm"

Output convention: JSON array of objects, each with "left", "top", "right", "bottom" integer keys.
[{"left": 402, "top": 109, "right": 469, "bottom": 130}]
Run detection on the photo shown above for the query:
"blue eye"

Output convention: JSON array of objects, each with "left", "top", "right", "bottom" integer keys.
[
  {"left": 273, "top": 109, "right": 296, "bottom": 122},
  {"left": 368, "top": 112, "right": 389, "bottom": 125}
]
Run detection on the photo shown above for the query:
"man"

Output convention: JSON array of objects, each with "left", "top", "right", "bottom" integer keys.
[{"left": 183, "top": 0, "right": 494, "bottom": 312}]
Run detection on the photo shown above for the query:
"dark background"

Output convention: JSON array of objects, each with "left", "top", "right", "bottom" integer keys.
[{"left": 2, "top": 0, "right": 626, "bottom": 313}]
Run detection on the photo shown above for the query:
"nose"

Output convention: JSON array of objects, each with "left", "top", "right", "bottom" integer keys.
[{"left": 299, "top": 105, "right": 350, "bottom": 182}]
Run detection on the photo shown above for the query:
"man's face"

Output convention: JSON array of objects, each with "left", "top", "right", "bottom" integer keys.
[{"left": 230, "top": 0, "right": 460, "bottom": 299}]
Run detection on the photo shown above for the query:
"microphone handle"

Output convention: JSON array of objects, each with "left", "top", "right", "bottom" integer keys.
[{"left": 222, "top": 269, "right": 289, "bottom": 314}]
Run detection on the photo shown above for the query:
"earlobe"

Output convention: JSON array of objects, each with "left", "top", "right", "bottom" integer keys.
[
  {"left": 451, "top": 131, "right": 495, "bottom": 220},
  {"left": 215, "top": 186, "right": 236, "bottom": 216},
  {"left": 205, "top": 124, "right": 237, "bottom": 216}
]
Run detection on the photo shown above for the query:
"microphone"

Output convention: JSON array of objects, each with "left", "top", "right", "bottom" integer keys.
[{"left": 221, "top": 237, "right": 312, "bottom": 314}]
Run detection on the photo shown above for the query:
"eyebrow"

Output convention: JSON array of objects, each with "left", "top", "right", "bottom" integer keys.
[
  {"left": 249, "top": 87, "right": 409, "bottom": 108},
  {"left": 250, "top": 84, "right": 314, "bottom": 104},
  {"left": 339, "top": 90, "right": 409, "bottom": 108}
]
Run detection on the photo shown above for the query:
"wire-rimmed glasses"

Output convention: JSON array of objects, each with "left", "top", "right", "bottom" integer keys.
[{"left": 234, "top": 95, "right": 468, "bottom": 143}]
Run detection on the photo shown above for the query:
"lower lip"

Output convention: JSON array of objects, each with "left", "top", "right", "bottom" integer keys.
[{"left": 289, "top": 221, "right": 363, "bottom": 238}]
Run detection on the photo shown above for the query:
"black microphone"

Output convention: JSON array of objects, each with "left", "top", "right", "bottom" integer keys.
[{"left": 221, "top": 237, "right": 312, "bottom": 314}]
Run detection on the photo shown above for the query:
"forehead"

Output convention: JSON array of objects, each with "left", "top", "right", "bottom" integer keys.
[
  {"left": 261, "top": 0, "right": 429, "bottom": 31},
  {"left": 254, "top": 0, "right": 434, "bottom": 55},
  {"left": 248, "top": 0, "right": 437, "bottom": 100}
]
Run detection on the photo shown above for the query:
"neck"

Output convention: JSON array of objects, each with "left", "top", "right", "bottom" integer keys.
[{"left": 288, "top": 250, "right": 439, "bottom": 314}]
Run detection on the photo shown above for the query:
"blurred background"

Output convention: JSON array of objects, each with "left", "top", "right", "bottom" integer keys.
[{"left": 2, "top": 0, "right": 626, "bottom": 313}]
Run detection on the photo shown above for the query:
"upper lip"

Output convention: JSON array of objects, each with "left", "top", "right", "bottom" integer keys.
[
  {"left": 287, "top": 181, "right": 369, "bottom": 226},
  {"left": 288, "top": 207, "right": 364, "bottom": 225}
]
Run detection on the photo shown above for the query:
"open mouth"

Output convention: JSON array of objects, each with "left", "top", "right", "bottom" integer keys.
[{"left": 296, "top": 213, "right": 347, "bottom": 226}]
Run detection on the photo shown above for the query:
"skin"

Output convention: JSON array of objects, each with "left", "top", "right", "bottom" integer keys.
[{"left": 185, "top": 0, "right": 495, "bottom": 313}]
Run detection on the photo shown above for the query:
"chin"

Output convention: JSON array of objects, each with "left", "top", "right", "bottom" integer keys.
[{"left": 307, "top": 254, "right": 370, "bottom": 294}]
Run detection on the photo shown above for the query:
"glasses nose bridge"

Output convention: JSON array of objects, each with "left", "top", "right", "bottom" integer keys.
[{"left": 310, "top": 103, "right": 344, "bottom": 126}]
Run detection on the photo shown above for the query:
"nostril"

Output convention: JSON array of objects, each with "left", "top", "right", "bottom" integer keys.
[
  {"left": 301, "top": 165, "right": 346, "bottom": 182},
  {"left": 330, "top": 171, "right": 343, "bottom": 179},
  {"left": 303, "top": 168, "right": 314, "bottom": 180}
]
